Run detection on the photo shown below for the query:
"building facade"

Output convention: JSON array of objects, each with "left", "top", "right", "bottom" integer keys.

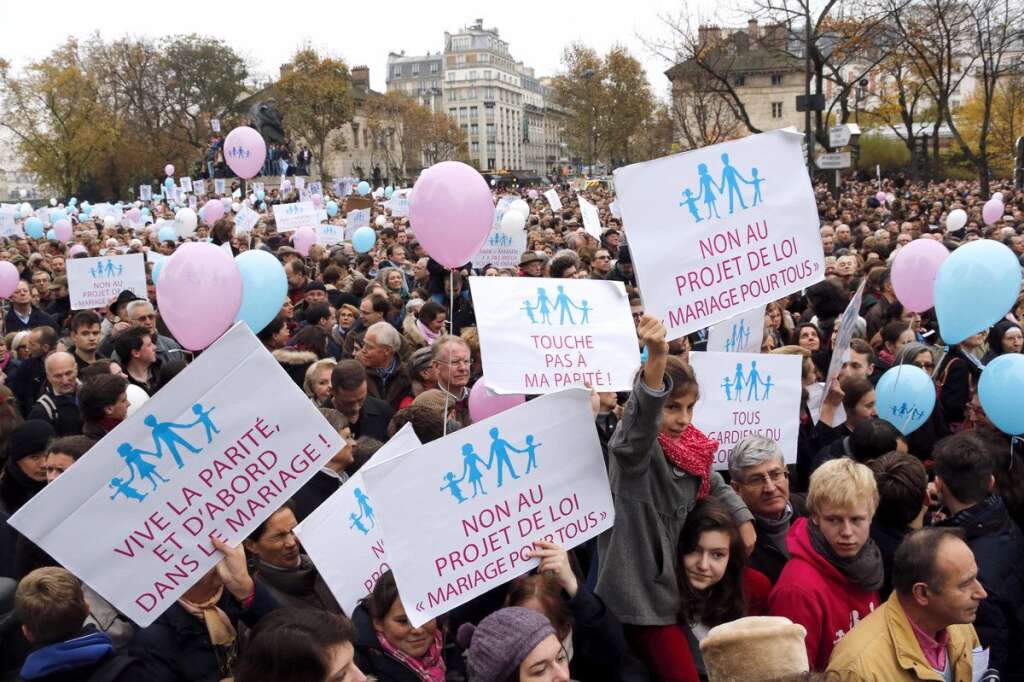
[{"left": 385, "top": 52, "right": 444, "bottom": 113}]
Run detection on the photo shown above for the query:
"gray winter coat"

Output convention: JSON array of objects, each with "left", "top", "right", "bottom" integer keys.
[{"left": 596, "top": 375, "right": 752, "bottom": 626}]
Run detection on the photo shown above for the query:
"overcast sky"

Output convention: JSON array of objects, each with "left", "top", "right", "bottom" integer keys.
[{"left": 0, "top": 0, "right": 734, "bottom": 97}]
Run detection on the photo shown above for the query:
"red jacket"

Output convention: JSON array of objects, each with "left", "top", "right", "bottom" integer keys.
[{"left": 767, "top": 517, "right": 879, "bottom": 671}]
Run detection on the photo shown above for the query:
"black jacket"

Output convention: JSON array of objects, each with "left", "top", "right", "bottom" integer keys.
[
  {"left": 351, "top": 395, "right": 395, "bottom": 442},
  {"left": 936, "top": 346, "right": 984, "bottom": 425},
  {"left": 3, "top": 307, "right": 58, "bottom": 335},
  {"left": 937, "top": 496, "right": 1024, "bottom": 679},
  {"left": 129, "top": 581, "right": 279, "bottom": 682},
  {"left": 749, "top": 494, "right": 808, "bottom": 585},
  {"left": 26, "top": 390, "right": 82, "bottom": 437},
  {"left": 352, "top": 606, "right": 460, "bottom": 682},
  {"left": 8, "top": 357, "right": 46, "bottom": 417},
  {"left": 292, "top": 470, "right": 344, "bottom": 523}
]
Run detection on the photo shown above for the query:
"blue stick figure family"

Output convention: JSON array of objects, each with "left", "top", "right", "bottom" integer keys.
[
  {"left": 89, "top": 259, "right": 124, "bottom": 279},
  {"left": 724, "top": 319, "right": 752, "bottom": 352},
  {"left": 721, "top": 361, "right": 774, "bottom": 402},
  {"left": 227, "top": 146, "right": 251, "bottom": 159},
  {"left": 679, "top": 153, "right": 765, "bottom": 223},
  {"left": 348, "top": 487, "right": 376, "bottom": 535},
  {"left": 108, "top": 404, "right": 219, "bottom": 503},
  {"left": 891, "top": 402, "right": 926, "bottom": 422},
  {"left": 521, "top": 286, "right": 592, "bottom": 326},
  {"left": 440, "top": 428, "right": 542, "bottom": 504},
  {"left": 488, "top": 232, "right": 514, "bottom": 247}
]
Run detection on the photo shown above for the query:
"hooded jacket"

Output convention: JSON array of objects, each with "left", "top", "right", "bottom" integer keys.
[
  {"left": 18, "top": 629, "right": 144, "bottom": 682},
  {"left": 768, "top": 517, "right": 880, "bottom": 670}
]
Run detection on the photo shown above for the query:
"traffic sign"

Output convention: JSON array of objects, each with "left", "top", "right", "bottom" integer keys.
[
  {"left": 816, "top": 152, "right": 851, "bottom": 169},
  {"left": 829, "top": 123, "right": 861, "bottom": 148}
]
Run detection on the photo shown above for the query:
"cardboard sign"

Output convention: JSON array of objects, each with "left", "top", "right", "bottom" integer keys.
[
  {"left": 272, "top": 201, "right": 318, "bottom": 233},
  {"left": 706, "top": 305, "right": 766, "bottom": 353},
  {"left": 578, "top": 195, "right": 601, "bottom": 239},
  {"left": 8, "top": 324, "right": 343, "bottom": 627},
  {"left": 214, "top": 179, "right": 226, "bottom": 195},
  {"left": 470, "top": 277, "right": 639, "bottom": 394},
  {"left": 473, "top": 196, "right": 526, "bottom": 270},
  {"left": 295, "top": 424, "right": 422, "bottom": 614},
  {"left": 233, "top": 206, "right": 259, "bottom": 236},
  {"left": 345, "top": 209, "right": 370, "bottom": 239},
  {"left": 317, "top": 223, "right": 344, "bottom": 246},
  {"left": 0, "top": 209, "right": 21, "bottom": 238},
  {"left": 688, "top": 351, "right": 802, "bottom": 470},
  {"left": 67, "top": 254, "right": 147, "bottom": 311},
  {"left": 343, "top": 196, "right": 373, "bottom": 213},
  {"left": 193, "top": 180, "right": 207, "bottom": 197},
  {"left": 613, "top": 130, "right": 825, "bottom": 340},
  {"left": 360, "top": 389, "right": 614, "bottom": 627},
  {"left": 544, "top": 189, "right": 562, "bottom": 211},
  {"left": 139, "top": 185, "right": 153, "bottom": 201}
]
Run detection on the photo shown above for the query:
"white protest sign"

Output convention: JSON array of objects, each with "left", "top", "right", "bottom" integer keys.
[
  {"left": 345, "top": 209, "right": 370, "bottom": 239},
  {"left": 816, "top": 279, "right": 866, "bottom": 412},
  {"left": 180, "top": 177, "right": 193, "bottom": 193},
  {"left": 578, "top": 195, "right": 601, "bottom": 239},
  {"left": 473, "top": 195, "right": 526, "bottom": 270},
  {"left": 252, "top": 182, "right": 264, "bottom": 195},
  {"left": 8, "top": 324, "right": 343, "bottom": 627},
  {"left": 706, "top": 305, "right": 766, "bottom": 353},
  {"left": 139, "top": 185, "right": 153, "bottom": 201},
  {"left": 295, "top": 177, "right": 306, "bottom": 191},
  {"left": 613, "top": 130, "right": 824, "bottom": 340},
  {"left": 0, "top": 209, "right": 21, "bottom": 238},
  {"left": 333, "top": 178, "right": 355, "bottom": 197},
  {"left": 210, "top": 118, "right": 221, "bottom": 133},
  {"left": 609, "top": 199, "right": 621, "bottom": 219},
  {"left": 361, "top": 388, "right": 613, "bottom": 627},
  {"left": 272, "top": 201, "right": 318, "bottom": 233},
  {"left": 295, "top": 424, "right": 422, "bottom": 614},
  {"left": 316, "top": 223, "right": 344, "bottom": 246},
  {"left": 470, "top": 276, "right": 639, "bottom": 394},
  {"left": 233, "top": 206, "right": 259, "bottom": 236},
  {"left": 66, "top": 254, "right": 147, "bottom": 311},
  {"left": 193, "top": 179, "right": 207, "bottom": 197},
  {"left": 544, "top": 189, "right": 562, "bottom": 210},
  {"left": 214, "top": 179, "right": 226, "bottom": 195},
  {"left": 90, "top": 204, "right": 120, "bottom": 221},
  {"left": 689, "top": 351, "right": 802, "bottom": 470},
  {"left": 307, "top": 181, "right": 323, "bottom": 197},
  {"left": 318, "top": 209, "right": 329, "bottom": 223}
]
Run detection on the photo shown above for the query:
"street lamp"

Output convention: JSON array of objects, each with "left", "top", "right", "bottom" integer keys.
[{"left": 581, "top": 68, "right": 596, "bottom": 177}]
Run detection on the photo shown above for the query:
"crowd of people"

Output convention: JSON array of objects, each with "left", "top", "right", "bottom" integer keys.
[{"left": 0, "top": 168, "right": 1023, "bottom": 682}]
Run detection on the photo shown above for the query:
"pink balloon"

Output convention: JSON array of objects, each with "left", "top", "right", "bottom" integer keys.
[
  {"left": 528, "top": 189, "right": 539, "bottom": 200},
  {"left": 156, "top": 242, "right": 242, "bottom": 351},
  {"left": 69, "top": 244, "right": 88, "bottom": 257},
  {"left": 983, "top": 198, "right": 1004, "bottom": 226},
  {"left": 0, "top": 261, "right": 18, "bottom": 298},
  {"left": 223, "top": 126, "right": 268, "bottom": 179},
  {"left": 468, "top": 377, "right": 525, "bottom": 423},
  {"left": 891, "top": 238, "right": 950, "bottom": 312},
  {"left": 410, "top": 161, "right": 495, "bottom": 268},
  {"left": 126, "top": 208, "right": 141, "bottom": 223},
  {"left": 293, "top": 226, "right": 316, "bottom": 258},
  {"left": 165, "top": 164, "right": 175, "bottom": 177},
  {"left": 202, "top": 200, "right": 225, "bottom": 226},
  {"left": 53, "top": 219, "right": 72, "bottom": 243},
  {"left": 311, "top": 193, "right": 323, "bottom": 208},
  {"left": 875, "top": 191, "right": 887, "bottom": 204}
]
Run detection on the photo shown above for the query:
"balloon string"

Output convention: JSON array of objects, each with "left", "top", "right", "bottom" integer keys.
[{"left": 442, "top": 267, "right": 455, "bottom": 437}]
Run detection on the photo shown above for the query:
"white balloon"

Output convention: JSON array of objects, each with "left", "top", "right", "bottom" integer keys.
[
  {"left": 508, "top": 198, "right": 530, "bottom": 219},
  {"left": 20, "top": 202, "right": 32, "bottom": 215},
  {"left": 946, "top": 208, "right": 968, "bottom": 232},
  {"left": 174, "top": 207, "right": 198, "bottom": 237},
  {"left": 49, "top": 198, "right": 57, "bottom": 206},
  {"left": 993, "top": 192, "right": 1004, "bottom": 202},
  {"left": 500, "top": 209, "right": 526, "bottom": 232},
  {"left": 375, "top": 215, "right": 387, "bottom": 227},
  {"left": 125, "top": 384, "right": 149, "bottom": 417},
  {"left": 103, "top": 216, "right": 117, "bottom": 229}
]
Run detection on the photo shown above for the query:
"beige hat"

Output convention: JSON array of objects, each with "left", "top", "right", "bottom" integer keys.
[
  {"left": 700, "top": 616, "right": 808, "bottom": 682},
  {"left": 412, "top": 388, "right": 447, "bottom": 414}
]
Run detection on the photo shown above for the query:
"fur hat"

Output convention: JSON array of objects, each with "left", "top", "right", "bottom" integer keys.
[{"left": 700, "top": 616, "right": 808, "bottom": 682}]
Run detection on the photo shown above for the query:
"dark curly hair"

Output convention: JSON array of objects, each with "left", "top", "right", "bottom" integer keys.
[{"left": 676, "top": 498, "right": 746, "bottom": 628}]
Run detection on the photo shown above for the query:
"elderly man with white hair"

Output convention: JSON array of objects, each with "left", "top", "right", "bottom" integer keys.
[
  {"left": 27, "top": 351, "right": 82, "bottom": 436},
  {"left": 729, "top": 436, "right": 807, "bottom": 584},
  {"left": 356, "top": 320, "right": 412, "bottom": 411}
]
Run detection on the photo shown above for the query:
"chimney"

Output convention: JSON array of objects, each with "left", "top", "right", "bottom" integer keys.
[
  {"left": 748, "top": 18, "right": 759, "bottom": 41},
  {"left": 697, "top": 25, "right": 723, "bottom": 50},
  {"left": 279, "top": 63, "right": 293, "bottom": 78},
  {"left": 351, "top": 65, "right": 370, "bottom": 87}
]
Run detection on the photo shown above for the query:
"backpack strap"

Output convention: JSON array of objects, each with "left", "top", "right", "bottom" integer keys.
[{"left": 35, "top": 394, "right": 57, "bottom": 421}]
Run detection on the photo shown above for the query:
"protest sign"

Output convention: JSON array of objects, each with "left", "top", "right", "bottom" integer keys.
[
  {"left": 90, "top": 203, "right": 120, "bottom": 221},
  {"left": 706, "top": 305, "right": 765, "bottom": 353},
  {"left": 214, "top": 178, "right": 226, "bottom": 195},
  {"left": 139, "top": 185, "right": 153, "bottom": 201},
  {"left": 819, "top": 279, "right": 866, "bottom": 408},
  {"left": 252, "top": 181, "right": 264, "bottom": 195},
  {"left": 317, "top": 223, "right": 344, "bottom": 246},
  {"left": 689, "top": 351, "right": 802, "bottom": 470},
  {"left": 469, "top": 276, "right": 639, "bottom": 394},
  {"left": 472, "top": 195, "right": 527, "bottom": 270},
  {"left": 180, "top": 177, "right": 193, "bottom": 193},
  {"left": 193, "top": 179, "right": 207, "bottom": 197},
  {"left": 544, "top": 188, "right": 562, "bottom": 210},
  {"left": 609, "top": 199, "right": 621, "bottom": 219},
  {"left": 272, "top": 201, "right": 318, "bottom": 233},
  {"left": 8, "top": 324, "right": 344, "bottom": 627},
  {"left": 295, "top": 177, "right": 306, "bottom": 191},
  {"left": 361, "top": 388, "right": 613, "bottom": 627},
  {"left": 345, "top": 209, "right": 370, "bottom": 239},
  {"left": 307, "top": 181, "right": 322, "bottom": 197},
  {"left": 188, "top": 195, "right": 197, "bottom": 212},
  {"left": 0, "top": 209, "right": 21, "bottom": 238},
  {"left": 295, "top": 424, "right": 422, "bottom": 614},
  {"left": 233, "top": 206, "right": 259, "bottom": 236},
  {"left": 578, "top": 195, "right": 601, "bottom": 239},
  {"left": 343, "top": 196, "right": 373, "bottom": 213},
  {"left": 210, "top": 118, "right": 221, "bottom": 133},
  {"left": 333, "top": 177, "right": 355, "bottom": 198},
  {"left": 387, "top": 189, "right": 411, "bottom": 217},
  {"left": 613, "top": 130, "right": 824, "bottom": 340},
  {"left": 67, "top": 254, "right": 147, "bottom": 311}
]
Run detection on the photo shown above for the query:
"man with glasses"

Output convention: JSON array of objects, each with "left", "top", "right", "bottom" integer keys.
[
  {"left": 590, "top": 249, "right": 613, "bottom": 280},
  {"left": 431, "top": 335, "right": 472, "bottom": 426},
  {"left": 125, "top": 299, "right": 183, "bottom": 364},
  {"left": 729, "top": 435, "right": 806, "bottom": 584}
]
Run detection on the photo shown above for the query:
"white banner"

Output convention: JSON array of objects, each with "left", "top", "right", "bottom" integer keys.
[
  {"left": 0, "top": 209, "right": 21, "bottom": 238},
  {"left": 295, "top": 424, "right": 421, "bottom": 614},
  {"left": 470, "top": 276, "right": 639, "bottom": 394},
  {"left": 273, "top": 201, "right": 318, "bottom": 233},
  {"left": 361, "top": 389, "right": 613, "bottom": 627},
  {"left": 233, "top": 206, "right": 259, "bottom": 236},
  {"left": 66, "top": 254, "right": 147, "bottom": 311},
  {"left": 613, "top": 130, "right": 824, "bottom": 340},
  {"left": 578, "top": 195, "right": 601, "bottom": 239},
  {"left": 544, "top": 189, "right": 562, "bottom": 211},
  {"left": 316, "top": 223, "right": 344, "bottom": 246},
  {"left": 706, "top": 305, "right": 765, "bottom": 353},
  {"left": 8, "top": 324, "right": 343, "bottom": 626},
  {"left": 345, "top": 209, "right": 370, "bottom": 239},
  {"left": 689, "top": 351, "right": 802, "bottom": 470},
  {"left": 473, "top": 196, "right": 526, "bottom": 270},
  {"left": 139, "top": 185, "right": 153, "bottom": 202}
]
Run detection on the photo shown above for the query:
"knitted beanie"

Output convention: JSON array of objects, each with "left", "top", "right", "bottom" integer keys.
[
  {"left": 700, "top": 616, "right": 809, "bottom": 682},
  {"left": 8, "top": 421, "right": 56, "bottom": 462},
  {"left": 458, "top": 607, "right": 555, "bottom": 682}
]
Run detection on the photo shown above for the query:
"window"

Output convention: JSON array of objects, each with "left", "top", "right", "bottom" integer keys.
[
  {"left": 771, "top": 73, "right": 783, "bottom": 85},
  {"left": 487, "top": 158, "right": 495, "bottom": 170},
  {"left": 411, "top": 64, "right": 420, "bottom": 75},
  {"left": 771, "top": 102, "right": 783, "bottom": 118},
  {"left": 447, "top": 71, "right": 455, "bottom": 81},
  {"left": 392, "top": 65, "right": 401, "bottom": 78},
  {"left": 456, "top": 54, "right": 466, "bottom": 64},
  {"left": 471, "top": 141, "right": 480, "bottom": 153},
  {"left": 470, "top": 123, "right": 479, "bottom": 136},
  {"left": 733, "top": 75, "right": 746, "bottom": 86},
  {"left": 430, "top": 62, "right": 439, "bottom": 73},
  {"left": 483, "top": 70, "right": 491, "bottom": 80}
]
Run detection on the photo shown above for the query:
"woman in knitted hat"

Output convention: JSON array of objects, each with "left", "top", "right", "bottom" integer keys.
[
  {"left": 459, "top": 606, "right": 569, "bottom": 682},
  {"left": 0, "top": 420, "right": 55, "bottom": 514}
]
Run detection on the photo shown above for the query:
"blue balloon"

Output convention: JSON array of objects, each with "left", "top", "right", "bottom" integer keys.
[
  {"left": 259, "top": 202, "right": 267, "bottom": 211},
  {"left": 875, "top": 365, "right": 936, "bottom": 436},
  {"left": 934, "top": 239, "right": 1022, "bottom": 344},
  {"left": 384, "top": 185, "right": 394, "bottom": 199},
  {"left": 357, "top": 181, "right": 370, "bottom": 196},
  {"left": 45, "top": 229, "right": 56, "bottom": 241},
  {"left": 80, "top": 206, "right": 92, "bottom": 216},
  {"left": 325, "top": 200, "right": 338, "bottom": 217},
  {"left": 979, "top": 354, "right": 1024, "bottom": 434},
  {"left": 164, "top": 177, "right": 175, "bottom": 189},
  {"left": 68, "top": 197, "right": 77, "bottom": 206},
  {"left": 151, "top": 258, "right": 166, "bottom": 284},
  {"left": 158, "top": 226, "right": 177, "bottom": 243},
  {"left": 234, "top": 250, "right": 287, "bottom": 333},
  {"left": 49, "top": 209, "right": 67, "bottom": 224},
  {"left": 256, "top": 189, "right": 265, "bottom": 201},
  {"left": 352, "top": 226, "right": 376, "bottom": 253},
  {"left": 25, "top": 217, "right": 44, "bottom": 239}
]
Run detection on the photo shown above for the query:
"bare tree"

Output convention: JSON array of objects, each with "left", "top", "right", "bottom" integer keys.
[{"left": 670, "top": 69, "right": 743, "bottom": 149}]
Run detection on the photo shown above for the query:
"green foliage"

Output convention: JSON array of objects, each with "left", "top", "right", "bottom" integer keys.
[{"left": 856, "top": 134, "right": 911, "bottom": 171}]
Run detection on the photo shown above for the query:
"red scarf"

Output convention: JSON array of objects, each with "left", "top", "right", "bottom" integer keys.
[{"left": 657, "top": 425, "right": 719, "bottom": 499}]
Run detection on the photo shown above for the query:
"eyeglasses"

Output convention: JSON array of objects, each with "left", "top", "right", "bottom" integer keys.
[
  {"left": 741, "top": 469, "right": 789, "bottom": 489},
  {"left": 914, "top": 362, "right": 935, "bottom": 371}
]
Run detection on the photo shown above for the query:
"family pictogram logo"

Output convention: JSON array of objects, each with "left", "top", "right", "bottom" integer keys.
[
  {"left": 440, "top": 428, "right": 542, "bottom": 503},
  {"left": 721, "top": 361, "right": 774, "bottom": 402},
  {"left": 521, "top": 286, "right": 592, "bottom": 326},
  {"left": 89, "top": 259, "right": 124, "bottom": 279},
  {"left": 679, "top": 153, "right": 765, "bottom": 223}
]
